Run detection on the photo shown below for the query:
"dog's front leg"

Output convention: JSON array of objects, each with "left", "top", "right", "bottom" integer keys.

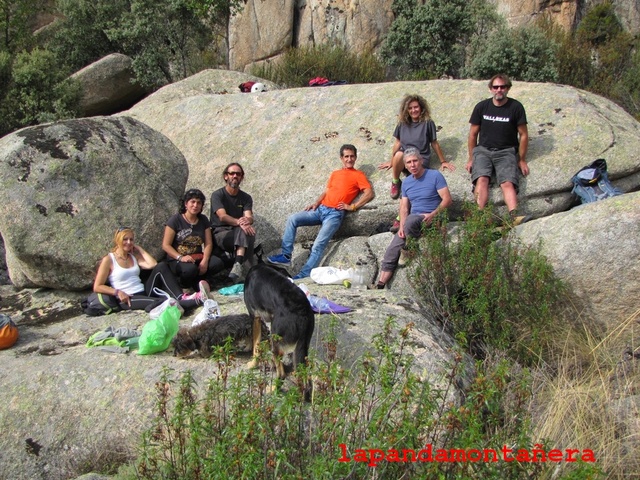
[{"left": 245, "top": 316, "right": 262, "bottom": 370}]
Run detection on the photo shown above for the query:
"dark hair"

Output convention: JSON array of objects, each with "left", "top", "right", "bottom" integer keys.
[
  {"left": 340, "top": 144, "right": 357, "bottom": 157},
  {"left": 223, "top": 162, "right": 245, "bottom": 179},
  {"left": 398, "top": 94, "right": 431, "bottom": 125},
  {"left": 179, "top": 188, "right": 206, "bottom": 214},
  {"left": 488, "top": 74, "right": 512, "bottom": 89}
]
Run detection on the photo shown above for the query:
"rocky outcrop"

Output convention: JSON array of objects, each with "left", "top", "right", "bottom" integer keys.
[
  {"left": 229, "top": 0, "right": 296, "bottom": 72},
  {"left": 1, "top": 71, "right": 639, "bottom": 478},
  {"left": 516, "top": 191, "right": 640, "bottom": 330},
  {"left": 0, "top": 117, "right": 187, "bottom": 290},
  {"left": 229, "top": 0, "right": 394, "bottom": 72},
  {"left": 71, "top": 54, "right": 149, "bottom": 117},
  {"left": 227, "top": 0, "right": 640, "bottom": 72},
  {"left": 0, "top": 187, "right": 638, "bottom": 478},
  {"left": 123, "top": 72, "right": 640, "bottom": 256}
]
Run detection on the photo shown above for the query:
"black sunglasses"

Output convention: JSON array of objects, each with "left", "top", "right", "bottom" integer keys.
[
  {"left": 225, "top": 171, "right": 244, "bottom": 177},
  {"left": 491, "top": 85, "right": 509, "bottom": 90}
]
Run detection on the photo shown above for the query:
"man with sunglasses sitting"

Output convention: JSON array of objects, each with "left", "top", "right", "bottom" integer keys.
[
  {"left": 466, "top": 73, "right": 530, "bottom": 226},
  {"left": 210, "top": 162, "right": 256, "bottom": 282}
]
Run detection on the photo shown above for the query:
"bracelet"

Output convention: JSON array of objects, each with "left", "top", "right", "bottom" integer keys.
[
  {"left": 352, "top": 204, "right": 357, "bottom": 212},
  {"left": 113, "top": 289, "right": 120, "bottom": 298},
  {"left": 177, "top": 255, "right": 183, "bottom": 262}
]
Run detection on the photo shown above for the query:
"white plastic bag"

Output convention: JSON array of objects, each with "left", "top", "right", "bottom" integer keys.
[
  {"left": 191, "top": 299, "right": 221, "bottom": 327},
  {"left": 310, "top": 267, "right": 353, "bottom": 285},
  {"left": 149, "top": 288, "right": 184, "bottom": 319}
]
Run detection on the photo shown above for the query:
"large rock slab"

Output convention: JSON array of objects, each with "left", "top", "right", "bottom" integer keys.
[
  {"left": 0, "top": 117, "right": 187, "bottom": 290},
  {"left": 71, "top": 53, "right": 149, "bottom": 117},
  {"left": 516, "top": 191, "right": 640, "bottom": 328},
  {"left": 124, "top": 74, "right": 640, "bottom": 254},
  {"left": 0, "top": 280, "right": 461, "bottom": 480}
]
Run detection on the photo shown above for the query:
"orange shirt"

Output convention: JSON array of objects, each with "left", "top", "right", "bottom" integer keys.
[{"left": 321, "top": 168, "right": 371, "bottom": 208}]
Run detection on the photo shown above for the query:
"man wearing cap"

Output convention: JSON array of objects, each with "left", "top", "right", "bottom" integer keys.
[{"left": 466, "top": 73, "right": 530, "bottom": 225}]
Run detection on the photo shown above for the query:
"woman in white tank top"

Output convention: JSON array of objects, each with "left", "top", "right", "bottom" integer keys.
[{"left": 93, "top": 228, "right": 211, "bottom": 311}]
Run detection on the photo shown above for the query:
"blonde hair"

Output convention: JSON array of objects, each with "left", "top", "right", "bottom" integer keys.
[
  {"left": 112, "top": 228, "right": 134, "bottom": 252},
  {"left": 398, "top": 94, "right": 431, "bottom": 125}
]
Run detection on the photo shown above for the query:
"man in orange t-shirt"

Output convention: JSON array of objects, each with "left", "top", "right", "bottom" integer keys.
[{"left": 267, "top": 144, "right": 374, "bottom": 279}]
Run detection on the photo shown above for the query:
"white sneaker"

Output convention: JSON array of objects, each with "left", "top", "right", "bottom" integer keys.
[
  {"left": 198, "top": 280, "right": 211, "bottom": 300},
  {"left": 192, "top": 299, "right": 221, "bottom": 327}
]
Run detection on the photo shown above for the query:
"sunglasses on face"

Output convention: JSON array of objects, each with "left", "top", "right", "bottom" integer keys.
[
  {"left": 226, "top": 171, "right": 243, "bottom": 177},
  {"left": 491, "top": 85, "right": 509, "bottom": 90}
]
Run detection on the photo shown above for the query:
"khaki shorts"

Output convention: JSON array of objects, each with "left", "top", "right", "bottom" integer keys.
[{"left": 471, "top": 146, "right": 519, "bottom": 190}]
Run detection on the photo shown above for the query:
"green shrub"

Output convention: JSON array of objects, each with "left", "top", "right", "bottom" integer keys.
[
  {"left": 464, "top": 26, "right": 559, "bottom": 82},
  {"left": 124, "top": 317, "right": 602, "bottom": 480},
  {"left": 0, "top": 48, "right": 80, "bottom": 136},
  {"left": 411, "top": 204, "right": 566, "bottom": 364},
  {"left": 251, "top": 44, "right": 386, "bottom": 88},
  {"left": 576, "top": 1, "right": 623, "bottom": 47}
]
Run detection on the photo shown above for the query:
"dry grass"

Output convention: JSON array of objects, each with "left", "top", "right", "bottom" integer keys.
[{"left": 530, "top": 308, "right": 640, "bottom": 479}]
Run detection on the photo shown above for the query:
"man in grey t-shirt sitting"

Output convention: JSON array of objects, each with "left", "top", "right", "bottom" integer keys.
[{"left": 210, "top": 162, "right": 256, "bottom": 282}]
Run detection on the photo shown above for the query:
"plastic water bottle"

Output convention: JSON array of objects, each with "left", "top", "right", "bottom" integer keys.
[
  {"left": 309, "top": 295, "right": 331, "bottom": 313},
  {"left": 350, "top": 267, "right": 367, "bottom": 290},
  {"left": 298, "top": 283, "right": 311, "bottom": 298},
  {"left": 203, "top": 299, "right": 221, "bottom": 320}
]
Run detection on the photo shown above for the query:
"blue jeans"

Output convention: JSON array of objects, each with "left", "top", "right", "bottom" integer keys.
[{"left": 281, "top": 205, "right": 345, "bottom": 277}]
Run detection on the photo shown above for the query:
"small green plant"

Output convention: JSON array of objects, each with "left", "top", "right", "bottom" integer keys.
[
  {"left": 250, "top": 44, "right": 386, "bottom": 88},
  {"left": 411, "top": 204, "right": 566, "bottom": 364}
]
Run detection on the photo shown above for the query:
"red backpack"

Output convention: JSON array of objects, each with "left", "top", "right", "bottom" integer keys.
[{"left": 239, "top": 81, "right": 256, "bottom": 93}]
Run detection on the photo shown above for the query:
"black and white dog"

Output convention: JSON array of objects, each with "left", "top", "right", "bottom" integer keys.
[
  {"left": 172, "top": 313, "right": 269, "bottom": 358},
  {"left": 244, "top": 264, "right": 315, "bottom": 383}
]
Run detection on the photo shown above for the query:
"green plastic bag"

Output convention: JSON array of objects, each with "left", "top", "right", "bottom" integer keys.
[{"left": 137, "top": 305, "right": 181, "bottom": 355}]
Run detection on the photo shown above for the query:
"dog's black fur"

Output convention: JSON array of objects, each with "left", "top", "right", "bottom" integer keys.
[
  {"left": 244, "top": 263, "right": 315, "bottom": 384},
  {"left": 172, "top": 313, "right": 269, "bottom": 358}
]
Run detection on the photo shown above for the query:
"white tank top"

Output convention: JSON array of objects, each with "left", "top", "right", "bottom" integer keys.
[{"left": 108, "top": 253, "right": 144, "bottom": 295}]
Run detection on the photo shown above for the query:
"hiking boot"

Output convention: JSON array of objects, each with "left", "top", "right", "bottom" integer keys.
[
  {"left": 398, "top": 249, "right": 409, "bottom": 267},
  {"left": 266, "top": 254, "right": 291, "bottom": 267},
  {"left": 367, "top": 282, "right": 386, "bottom": 290},
  {"left": 198, "top": 280, "right": 211, "bottom": 300},
  {"left": 228, "top": 262, "right": 243, "bottom": 282},
  {"left": 507, "top": 211, "right": 532, "bottom": 227},
  {"left": 390, "top": 219, "right": 400, "bottom": 234},
  {"left": 510, "top": 214, "right": 532, "bottom": 227},
  {"left": 390, "top": 180, "right": 401, "bottom": 199}
]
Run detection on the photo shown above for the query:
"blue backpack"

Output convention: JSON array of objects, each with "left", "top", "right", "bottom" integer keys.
[{"left": 571, "top": 159, "right": 622, "bottom": 204}]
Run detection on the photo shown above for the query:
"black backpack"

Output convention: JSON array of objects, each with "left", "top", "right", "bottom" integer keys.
[
  {"left": 571, "top": 159, "right": 622, "bottom": 204},
  {"left": 81, "top": 293, "right": 122, "bottom": 316}
]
